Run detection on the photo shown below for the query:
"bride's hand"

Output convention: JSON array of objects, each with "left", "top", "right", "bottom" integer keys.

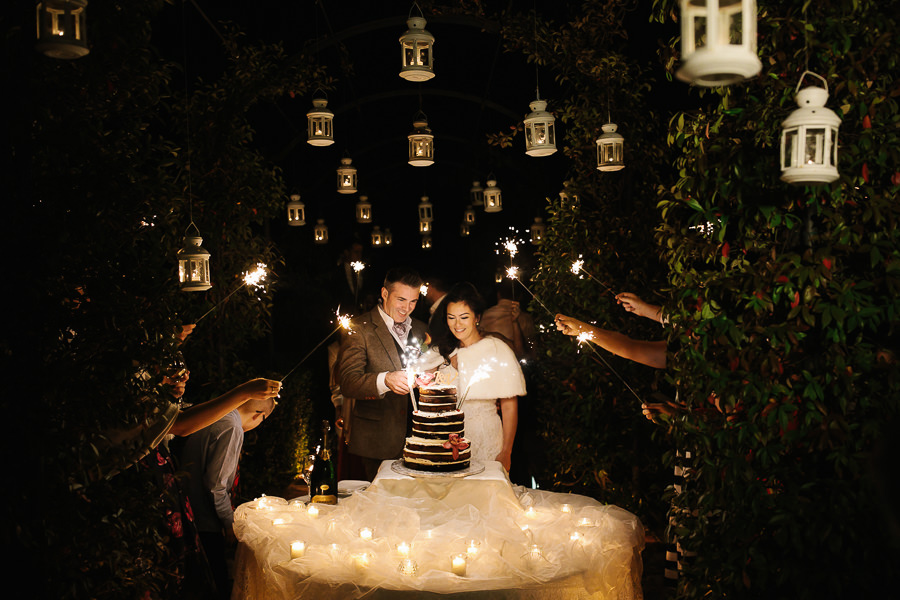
[{"left": 495, "top": 449, "right": 512, "bottom": 472}]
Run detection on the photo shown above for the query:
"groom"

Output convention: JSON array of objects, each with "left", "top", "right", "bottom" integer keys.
[{"left": 339, "top": 266, "right": 428, "bottom": 481}]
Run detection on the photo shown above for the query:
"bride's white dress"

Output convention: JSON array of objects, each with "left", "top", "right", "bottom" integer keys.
[{"left": 439, "top": 336, "right": 526, "bottom": 463}]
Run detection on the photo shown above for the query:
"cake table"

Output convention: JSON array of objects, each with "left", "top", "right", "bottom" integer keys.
[{"left": 232, "top": 461, "right": 645, "bottom": 599}]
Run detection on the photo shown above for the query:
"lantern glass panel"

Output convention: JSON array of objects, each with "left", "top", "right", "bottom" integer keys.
[
  {"left": 419, "top": 220, "right": 431, "bottom": 234},
  {"left": 831, "top": 128, "right": 839, "bottom": 166},
  {"left": 727, "top": 9, "right": 743, "bottom": 44},
  {"left": 692, "top": 15, "right": 707, "bottom": 50},
  {"left": 805, "top": 129, "right": 825, "bottom": 164},
  {"left": 782, "top": 128, "right": 797, "bottom": 168}
]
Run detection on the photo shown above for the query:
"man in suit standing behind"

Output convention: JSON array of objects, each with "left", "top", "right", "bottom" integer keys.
[{"left": 338, "top": 267, "right": 428, "bottom": 481}]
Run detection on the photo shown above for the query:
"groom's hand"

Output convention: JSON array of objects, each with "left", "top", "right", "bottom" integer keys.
[{"left": 385, "top": 370, "right": 411, "bottom": 394}]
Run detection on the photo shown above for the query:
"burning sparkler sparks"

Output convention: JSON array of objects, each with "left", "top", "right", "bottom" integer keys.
[
  {"left": 351, "top": 261, "right": 365, "bottom": 273},
  {"left": 504, "top": 267, "right": 554, "bottom": 317},
  {"left": 196, "top": 262, "right": 270, "bottom": 323},
  {"left": 457, "top": 360, "right": 495, "bottom": 411},
  {"left": 420, "top": 283, "right": 429, "bottom": 296},
  {"left": 576, "top": 331, "right": 595, "bottom": 345}
]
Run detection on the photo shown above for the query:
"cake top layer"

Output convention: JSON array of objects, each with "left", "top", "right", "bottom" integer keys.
[{"left": 419, "top": 384, "right": 457, "bottom": 395}]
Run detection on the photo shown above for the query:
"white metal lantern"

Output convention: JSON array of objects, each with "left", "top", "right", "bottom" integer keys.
[
  {"left": 177, "top": 228, "right": 212, "bottom": 292},
  {"left": 483, "top": 178, "right": 502, "bottom": 213},
  {"left": 417, "top": 196, "right": 433, "bottom": 233},
  {"left": 463, "top": 205, "right": 476, "bottom": 224},
  {"left": 524, "top": 98, "right": 557, "bottom": 157},
  {"left": 356, "top": 195, "right": 372, "bottom": 223},
  {"left": 421, "top": 234, "right": 433, "bottom": 250},
  {"left": 530, "top": 217, "right": 546, "bottom": 245},
  {"left": 780, "top": 71, "right": 840, "bottom": 185},
  {"left": 469, "top": 181, "right": 484, "bottom": 206},
  {"left": 596, "top": 122, "right": 625, "bottom": 172},
  {"left": 399, "top": 16, "right": 435, "bottom": 82},
  {"left": 314, "top": 219, "right": 329, "bottom": 244},
  {"left": 336, "top": 157, "right": 358, "bottom": 194},
  {"left": 408, "top": 113, "right": 435, "bottom": 167},
  {"left": 559, "top": 181, "right": 580, "bottom": 210},
  {"left": 371, "top": 225, "right": 383, "bottom": 247},
  {"left": 306, "top": 97, "right": 334, "bottom": 147},
  {"left": 383, "top": 228, "right": 394, "bottom": 246},
  {"left": 677, "top": 0, "right": 761, "bottom": 87},
  {"left": 287, "top": 194, "right": 306, "bottom": 226},
  {"left": 460, "top": 221, "right": 471, "bottom": 237},
  {"left": 35, "top": 0, "right": 89, "bottom": 59}
]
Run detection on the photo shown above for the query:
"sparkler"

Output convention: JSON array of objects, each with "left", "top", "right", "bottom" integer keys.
[
  {"left": 496, "top": 228, "right": 522, "bottom": 300},
  {"left": 570, "top": 256, "right": 616, "bottom": 297},
  {"left": 568, "top": 325, "right": 644, "bottom": 405},
  {"left": 419, "top": 283, "right": 429, "bottom": 297},
  {"left": 402, "top": 337, "right": 427, "bottom": 412},
  {"left": 351, "top": 261, "right": 365, "bottom": 307},
  {"left": 280, "top": 309, "right": 353, "bottom": 383},
  {"left": 505, "top": 267, "right": 554, "bottom": 317},
  {"left": 196, "top": 263, "right": 268, "bottom": 323},
  {"left": 456, "top": 360, "right": 494, "bottom": 412}
]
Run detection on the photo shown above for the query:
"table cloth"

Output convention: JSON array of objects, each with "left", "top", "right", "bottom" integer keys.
[{"left": 232, "top": 460, "right": 644, "bottom": 599}]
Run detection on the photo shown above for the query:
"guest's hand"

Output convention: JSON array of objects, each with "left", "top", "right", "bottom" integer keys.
[
  {"left": 163, "top": 369, "right": 190, "bottom": 400},
  {"left": 236, "top": 378, "right": 282, "bottom": 401},
  {"left": 641, "top": 402, "right": 678, "bottom": 424},
  {"left": 616, "top": 293, "right": 661, "bottom": 322},
  {"left": 554, "top": 314, "right": 585, "bottom": 337},
  {"left": 175, "top": 323, "right": 196, "bottom": 343},
  {"left": 385, "top": 370, "right": 411, "bottom": 395},
  {"left": 509, "top": 301, "right": 520, "bottom": 320}
]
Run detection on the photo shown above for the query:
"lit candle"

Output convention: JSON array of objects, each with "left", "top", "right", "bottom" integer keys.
[
  {"left": 398, "top": 558, "right": 418, "bottom": 576},
  {"left": 520, "top": 524, "right": 530, "bottom": 532},
  {"left": 290, "top": 540, "right": 306, "bottom": 559},
  {"left": 524, "top": 506, "right": 536, "bottom": 518},
  {"left": 466, "top": 539, "right": 480, "bottom": 556},
  {"left": 560, "top": 504, "right": 571, "bottom": 514},
  {"left": 579, "top": 517, "right": 593, "bottom": 527},
  {"left": 353, "top": 552, "right": 371, "bottom": 569},
  {"left": 570, "top": 531, "right": 583, "bottom": 543},
  {"left": 451, "top": 553, "right": 467, "bottom": 577},
  {"left": 358, "top": 527, "right": 373, "bottom": 540},
  {"left": 307, "top": 504, "right": 319, "bottom": 518},
  {"left": 396, "top": 541, "right": 411, "bottom": 557},
  {"left": 272, "top": 518, "right": 285, "bottom": 526},
  {"left": 528, "top": 544, "right": 543, "bottom": 561}
]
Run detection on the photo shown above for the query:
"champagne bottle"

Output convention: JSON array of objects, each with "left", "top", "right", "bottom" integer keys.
[{"left": 309, "top": 419, "right": 337, "bottom": 504}]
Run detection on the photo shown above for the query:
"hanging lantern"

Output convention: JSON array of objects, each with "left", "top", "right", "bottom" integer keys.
[
  {"left": 383, "top": 228, "right": 394, "bottom": 246},
  {"left": 336, "top": 157, "right": 358, "bottom": 194},
  {"left": 371, "top": 225, "right": 383, "bottom": 247},
  {"left": 596, "top": 122, "right": 625, "bottom": 172},
  {"left": 677, "top": 0, "right": 761, "bottom": 87},
  {"left": 306, "top": 97, "right": 334, "bottom": 147},
  {"left": 780, "top": 71, "right": 840, "bottom": 185},
  {"left": 35, "top": 0, "right": 90, "bottom": 59},
  {"left": 408, "top": 113, "right": 435, "bottom": 167},
  {"left": 421, "top": 234, "right": 433, "bottom": 250},
  {"left": 523, "top": 98, "right": 557, "bottom": 157},
  {"left": 177, "top": 226, "right": 212, "bottom": 292},
  {"left": 483, "top": 178, "right": 502, "bottom": 213},
  {"left": 530, "top": 217, "right": 546, "bottom": 245},
  {"left": 287, "top": 194, "right": 306, "bottom": 226},
  {"left": 356, "top": 195, "right": 372, "bottom": 223},
  {"left": 399, "top": 15, "right": 435, "bottom": 82},
  {"left": 314, "top": 219, "right": 329, "bottom": 244},
  {"left": 469, "top": 181, "right": 484, "bottom": 206},
  {"left": 418, "top": 196, "right": 433, "bottom": 234},
  {"left": 460, "top": 221, "right": 471, "bottom": 237},
  {"left": 559, "top": 181, "right": 580, "bottom": 210},
  {"left": 463, "top": 205, "right": 476, "bottom": 224}
]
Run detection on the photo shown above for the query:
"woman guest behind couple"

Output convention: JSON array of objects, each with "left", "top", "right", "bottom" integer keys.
[{"left": 431, "top": 282, "right": 526, "bottom": 471}]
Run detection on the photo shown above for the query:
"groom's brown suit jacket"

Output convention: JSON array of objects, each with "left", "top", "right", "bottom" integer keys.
[{"left": 338, "top": 306, "right": 428, "bottom": 461}]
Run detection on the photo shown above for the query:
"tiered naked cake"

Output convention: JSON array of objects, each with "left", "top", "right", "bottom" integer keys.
[{"left": 402, "top": 384, "right": 471, "bottom": 472}]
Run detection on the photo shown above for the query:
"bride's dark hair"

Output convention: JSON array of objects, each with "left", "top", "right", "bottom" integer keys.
[{"left": 433, "top": 282, "right": 485, "bottom": 360}]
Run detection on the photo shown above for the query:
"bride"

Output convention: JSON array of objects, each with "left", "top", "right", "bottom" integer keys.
[{"left": 430, "top": 282, "right": 526, "bottom": 471}]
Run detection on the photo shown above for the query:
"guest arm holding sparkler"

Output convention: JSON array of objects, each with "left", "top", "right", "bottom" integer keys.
[{"left": 554, "top": 314, "right": 667, "bottom": 370}]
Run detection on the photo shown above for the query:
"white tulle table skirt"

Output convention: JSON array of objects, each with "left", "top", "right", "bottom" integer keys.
[{"left": 232, "top": 461, "right": 644, "bottom": 600}]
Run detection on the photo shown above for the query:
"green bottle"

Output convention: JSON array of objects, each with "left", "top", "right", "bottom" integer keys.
[{"left": 310, "top": 419, "right": 337, "bottom": 504}]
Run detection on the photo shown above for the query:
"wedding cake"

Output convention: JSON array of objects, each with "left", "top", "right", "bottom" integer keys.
[{"left": 402, "top": 384, "right": 471, "bottom": 472}]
